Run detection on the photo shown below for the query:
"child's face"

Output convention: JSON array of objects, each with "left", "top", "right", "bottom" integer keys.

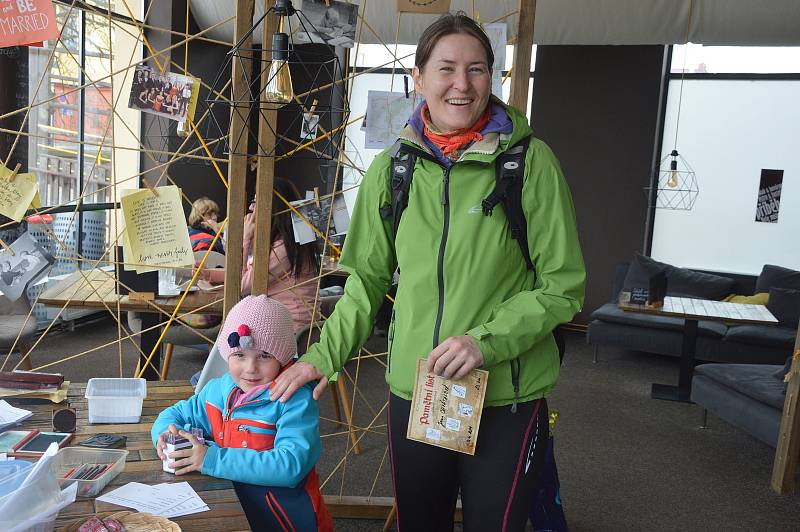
[{"left": 228, "top": 348, "right": 281, "bottom": 392}]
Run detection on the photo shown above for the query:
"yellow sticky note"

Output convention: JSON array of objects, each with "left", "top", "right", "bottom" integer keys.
[
  {"left": 120, "top": 185, "right": 193, "bottom": 274},
  {"left": 0, "top": 164, "right": 39, "bottom": 222}
]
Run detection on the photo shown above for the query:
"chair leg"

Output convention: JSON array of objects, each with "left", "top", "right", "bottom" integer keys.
[
  {"left": 161, "top": 344, "right": 175, "bottom": 381},
  {"left": 700, "top": 408, "right": 708, "bottom": 429},
  {"left": 383, "top": 502, "right": 397, "bottom": 531},
  {"left": 329, "top": 381, "right": 344, "bottom": 428},
  {"left": 18, "top": 342, "right": 33, "bottom": 370},
  {"left": 593, "top": 345, "right": 599, "bottom": 363},
  {"left": 337, "top": 378, "right": 361, "bottom": 455}
]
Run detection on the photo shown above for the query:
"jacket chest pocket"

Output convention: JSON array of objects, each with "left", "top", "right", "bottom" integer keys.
[{"left": 223, "top": 420, "right": 276, "bottom": 451}]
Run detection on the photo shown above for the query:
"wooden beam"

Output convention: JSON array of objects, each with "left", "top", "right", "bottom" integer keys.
[
  {"left": 251, "top": 0, "right": 279, "bottom": 297},
  {"left": 508, "top": 0, "right": 536, "bottom": 114},
  {"left": 224, "top": 0, "right": 256, "bottom": 316},
  {"left": 772, "top": 321, "right": 800, "bottom": 494}
]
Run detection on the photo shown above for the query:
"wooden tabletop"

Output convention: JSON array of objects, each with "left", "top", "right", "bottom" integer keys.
[
  {"left": 619, "top": 293, "right": 779, "bottom": 325},
  {"left": 9, "top": 381, "right": 250, "bottom": 531},
  {"left": 38, "top": 269, "right": 224, "bottom": 316}
]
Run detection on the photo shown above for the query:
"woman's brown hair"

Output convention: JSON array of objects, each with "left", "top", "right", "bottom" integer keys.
[{"left": 415, "top": 11, "right": 494, "bottom": 72}]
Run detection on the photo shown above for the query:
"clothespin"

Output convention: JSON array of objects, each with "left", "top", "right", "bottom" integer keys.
[
  {"left": 5, "top": 163, "right": 21, "bottom": 183},
  {"left": 324, "top": 0, "right": 331, "bottom": 6},
  {"left": 248, "top": 156, "right": 258, "bottom": 172},
  {"left": 0, "top": 238, "right": 14, "bottom": 257},
  {"left": 784, "top": 349, "right": 800, "bottom": 383},
  {"left": 313, "top": 186, "right": 321, "bottom": 208},
  {"left": 306, "top": 99, "right": 318, "bottom": 121},
  {"left": 142, "top": 177, "right": 159, "bottom": 197},
  {"left": 403, "top": 76, "right": 409, "bottom": 98},
  {"left": 475, "top": 10, "right": 482, "bottom": 25}
]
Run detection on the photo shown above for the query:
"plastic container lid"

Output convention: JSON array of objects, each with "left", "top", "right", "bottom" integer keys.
[{"left": 0, "top": 461, "right": 33, "bottom": 497}]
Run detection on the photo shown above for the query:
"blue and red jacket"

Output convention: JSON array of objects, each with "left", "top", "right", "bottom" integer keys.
[
  {"left": 151, "top": 372, "right": 333, "bottom": 531},
  {"left": 188, "top": 225, "right": 225, "bottom": 255}
]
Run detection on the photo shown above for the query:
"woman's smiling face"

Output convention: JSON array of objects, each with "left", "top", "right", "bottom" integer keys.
[{"left": 412, "top": 33, "right": 491, "bottom": 133}]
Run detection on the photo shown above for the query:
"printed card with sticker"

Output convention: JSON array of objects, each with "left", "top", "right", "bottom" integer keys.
[{"left": 407, "top": 359, "right": 488, "bottom": 455}]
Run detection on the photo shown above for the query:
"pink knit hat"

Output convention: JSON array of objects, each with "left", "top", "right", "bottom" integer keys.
[{"left": 217, "top": 295, "right": 297, "bottom": 366}]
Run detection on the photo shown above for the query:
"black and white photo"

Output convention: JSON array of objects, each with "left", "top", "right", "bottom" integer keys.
[
  {"left": 0, "top": 231, "right": 55, "bottom": 302},
  {"left": 754, "top": 169, "right": 783, "bottom": 223},
  {"left": 295, "top": 0, "right": 358, "bottom": 48},
  {"left": 300, "top": 113, "right": 320, "bottom": 141}
]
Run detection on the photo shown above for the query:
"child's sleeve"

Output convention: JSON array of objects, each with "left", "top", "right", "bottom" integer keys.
[
  {"left": 150, "top": 382, "right": 214, "bottom": 446},
  {"left": 201, "top": 386, "right": 321, "bottom": 488}
]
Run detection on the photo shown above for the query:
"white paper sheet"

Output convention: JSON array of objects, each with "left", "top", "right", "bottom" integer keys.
[
  {"left": 0, "top": 400, "right": 32, "bottom": 431},
  {"left": 97, "top": 481, "right": 209, "bottom": 517}
]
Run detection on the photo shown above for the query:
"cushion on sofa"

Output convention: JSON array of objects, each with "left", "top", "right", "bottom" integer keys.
[
  {"left": 724, "top": 292, "right": 769, "bottom": 305},
  {"left": 724, "top": 324, "right": 796, "bottom": 348},
  {"left": 767, "top": 287, "right": 800, "bottom": 329},
  {"left": 623, "top": 254, "right": 734, "bottom": 300},
  {"left": 755, "top": 264, "right": 800, "bottom": 293},
  {"left": 694, "top": 363, "right": 787, "bottom": 409},
  {"left": 591, "top": 303, "right": 728, "bottom": 338}
]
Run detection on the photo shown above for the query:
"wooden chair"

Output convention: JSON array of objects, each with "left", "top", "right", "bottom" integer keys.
[{"left": 0, "top": 294, "right": 37, "bottom": 370}]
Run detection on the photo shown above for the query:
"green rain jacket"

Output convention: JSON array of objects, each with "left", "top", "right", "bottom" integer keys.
[{"left": 301, "top": 102, "right": 586, "bottom": 407}]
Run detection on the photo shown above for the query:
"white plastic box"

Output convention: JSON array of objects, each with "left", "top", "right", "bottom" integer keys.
[
  {"left": 52, "top": 447, "right": 128, "bottom": 497},
  {"left": 85, "top": 378, "right": 147, "bottom": 423}
]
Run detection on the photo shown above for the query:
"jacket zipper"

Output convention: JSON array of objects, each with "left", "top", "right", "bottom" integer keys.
[
  {"left": 433, "top": 166, "right": 452, "bottom": 349},
  {"left": 387, "top": 308, "right": 396, "bottom": 373}
]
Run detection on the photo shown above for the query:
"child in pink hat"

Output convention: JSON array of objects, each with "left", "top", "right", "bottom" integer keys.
[{"left": 151, "top": 295, "right": 332, "bottom": 531}]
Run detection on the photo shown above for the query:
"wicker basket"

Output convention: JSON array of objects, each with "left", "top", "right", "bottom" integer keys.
[{"left": 60, "top": 511, "right": 181, "bottom": 532}]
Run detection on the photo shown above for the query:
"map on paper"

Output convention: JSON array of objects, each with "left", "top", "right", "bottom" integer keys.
[
  {"left": 483, "top": 22, "right": 507, "bottom": 98},
  {"left": 364, "top": 91, "right": 416, "bottom": 150}
]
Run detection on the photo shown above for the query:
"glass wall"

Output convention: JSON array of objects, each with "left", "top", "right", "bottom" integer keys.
[
  {"left": 27, "top": 1, "right": 142, "bottom": 274},
  {"left": 652, "top": 45, "right": 800, "bottom": 273}
]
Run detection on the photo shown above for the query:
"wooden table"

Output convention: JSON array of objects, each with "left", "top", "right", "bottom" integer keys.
[
  {"left": 38, "top": 269, "right": 223, "bottom": 380},
  {"left": 619, "top": 294, "right": 779, "bottom": 402},
  {"left": 8, "top": 381, "right": 250, "bottom": 531}
]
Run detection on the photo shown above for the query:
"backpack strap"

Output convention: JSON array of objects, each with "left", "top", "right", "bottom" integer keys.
[
  {"left": 381, "top": 142, "right": 418, "bottom": 236},
  {"left": 482, "top": 135, "right": 534, "bottom": 271}
]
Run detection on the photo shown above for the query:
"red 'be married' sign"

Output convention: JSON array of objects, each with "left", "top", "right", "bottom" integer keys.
[{"left": 0, "top": 0, "right": 60, "bottom": 48}]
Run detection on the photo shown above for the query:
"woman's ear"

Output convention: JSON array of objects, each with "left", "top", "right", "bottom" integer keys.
[{"left": 412, "top": 66, "right": 424, "bottom": 96}]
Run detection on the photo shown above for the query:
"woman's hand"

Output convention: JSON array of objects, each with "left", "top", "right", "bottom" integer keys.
[
  {"left": 427, "top": 336, "right": 484, "bottom": 380},
  {"left": 167, "top": 429, "right": 208, "bottom": 476},
  {"left": 270, "top": 361, "right": 328, "bottom": 402},
  {"left": 203, "top": 217, "right": 219, "bottom": 233}
]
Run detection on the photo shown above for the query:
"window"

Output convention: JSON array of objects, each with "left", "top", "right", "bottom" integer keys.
[{"left": 27, "top": 1, "right": 142, "bottom": 274}]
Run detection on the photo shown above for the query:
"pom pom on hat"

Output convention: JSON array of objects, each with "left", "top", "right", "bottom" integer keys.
[{"left": 217, "top": 295, "right": 297, "bottom": 366}]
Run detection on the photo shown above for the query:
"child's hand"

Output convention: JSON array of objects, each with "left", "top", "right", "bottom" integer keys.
[
  {"left": 155, "top": 424, "right": 180, "bottom": 460},
  {"left": 167, "top": 429, "right": 208, "bottom": 476}
]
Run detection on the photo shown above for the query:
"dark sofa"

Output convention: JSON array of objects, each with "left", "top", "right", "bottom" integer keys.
[{"left": 586, "top": 263, "right": 795, "bottom": 365}]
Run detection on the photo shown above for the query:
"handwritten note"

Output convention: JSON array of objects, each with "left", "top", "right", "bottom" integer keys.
[
  {"left": 121, "top": 185, "right": 193, "bottom": 274},
  {"left": 407, "top": 359, "right": 488, "bottom": 455},
  {"left": 0, "top": 0, "right": 60, "bottom": 48},
  {"left": 0, "top": 163, "right": 39, "bottom": 222}
]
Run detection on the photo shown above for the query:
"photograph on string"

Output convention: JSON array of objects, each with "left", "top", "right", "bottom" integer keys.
[
  {"left": 293, "top": 0, "right": 358, "bottom": 48},
  {"left": 127, "top": 65, "right": 200, "bottom": 123}
]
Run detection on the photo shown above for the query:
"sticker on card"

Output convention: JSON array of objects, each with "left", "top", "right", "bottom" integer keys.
[
  {"left": 425, "top": 427, "right": 441, "bottom": 441},
  {"left": 451, "top": 384, "right": 466, "bottom": 398},
  {"left": 458, "top": 403, "right": 473, "bottom": 417}
]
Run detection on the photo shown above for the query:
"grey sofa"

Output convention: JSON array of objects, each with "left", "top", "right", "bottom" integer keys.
[
  {"left": 691, "top": 362, "right": 789, "bottom": 447},
  {"left": 586, "top": 263, "right": 795, "bottom": 365}
]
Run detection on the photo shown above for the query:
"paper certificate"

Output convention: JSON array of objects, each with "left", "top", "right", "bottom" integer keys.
[
  {"left": 120, "top": 185, "right": 194, "bottom": 273},
  {"left": 407, "top": 359, "right": 488, "bottom": 455},
  {"left": 0, "top": 164, "right": 39, "bottom": 222}
]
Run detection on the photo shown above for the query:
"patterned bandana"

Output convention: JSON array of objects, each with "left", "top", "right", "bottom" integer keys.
[{"left": 421, "top": 103, "right": 492, "bottom": 157}]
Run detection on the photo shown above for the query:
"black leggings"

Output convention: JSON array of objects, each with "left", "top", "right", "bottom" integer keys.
[{"left": 388, "top": 393, "right": 549, "bottom": 532}]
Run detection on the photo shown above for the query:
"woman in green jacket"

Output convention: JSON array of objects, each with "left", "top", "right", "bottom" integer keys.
[{"left": 272, "top": 12, "right": 586, "bottom": 531}]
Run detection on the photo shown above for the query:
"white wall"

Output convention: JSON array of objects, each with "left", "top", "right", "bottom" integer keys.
[{"left": 651, "top": 79, "right": 800, "bottom": 274}]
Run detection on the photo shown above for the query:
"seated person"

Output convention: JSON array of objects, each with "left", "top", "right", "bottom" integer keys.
[
  {"left": 151, "top": 296, "right": 332, "bottom": 531},
  {"left": 199, "top": 179, "right": 321, "bottom": 332},
  {"left": 188, "top": 197, "right": 225, "bottom": 255}
]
